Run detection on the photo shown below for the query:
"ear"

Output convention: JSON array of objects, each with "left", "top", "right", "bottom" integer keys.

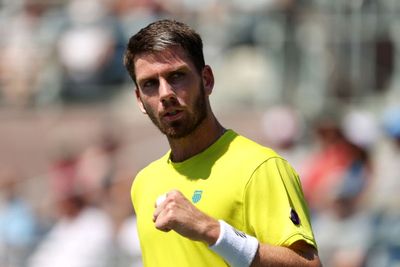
[
  {"left": 202, "top": 65, "right": 214, "bottom": 96},
  {"left": 135, "top": 89, "right": 147, "bottom": 114}
]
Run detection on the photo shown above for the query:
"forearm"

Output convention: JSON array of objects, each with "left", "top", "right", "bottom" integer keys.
[
  {"left": 250, "top": 242, "right": 321, "bottom": 267},
  {"left": 207, "top": 220, "right": 320, "bottom": 267},
  {"left": 154, "top": 191, "right": 321, "bottom": 267}
]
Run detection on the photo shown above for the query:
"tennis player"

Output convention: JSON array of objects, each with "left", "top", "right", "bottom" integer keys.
[{"left": 124, "top": 19, "right": 321, "bottom": 267}]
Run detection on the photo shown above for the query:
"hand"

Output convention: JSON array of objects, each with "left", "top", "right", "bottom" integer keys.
[{"left": 153, "top": 190, "right": 220, "bottom": 245}]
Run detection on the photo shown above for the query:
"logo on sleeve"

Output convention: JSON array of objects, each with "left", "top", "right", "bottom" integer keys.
[
  {"left": 290, "top": 208, "right": 301, "bottom": 225},
  {"left": 192, "top": 190, "right": 203, "bottom": 203}
]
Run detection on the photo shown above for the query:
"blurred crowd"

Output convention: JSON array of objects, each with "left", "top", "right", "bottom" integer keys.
[
  {"left": 0, "top": 129, "right": 143, "bottom": 267},
  {"left": 261, "top": 104, "right": 400, "bottom": 267},
  {"left": 1, "top": 0, "right": 400, "bottom": 266}
]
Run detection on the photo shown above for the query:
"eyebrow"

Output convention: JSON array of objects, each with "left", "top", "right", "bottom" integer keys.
[
  {"left": 137, "top": 64, "right": 190, "bottom": 84},
  {"left": 168, "top": 66, "right": 189, "bottom": 74}
]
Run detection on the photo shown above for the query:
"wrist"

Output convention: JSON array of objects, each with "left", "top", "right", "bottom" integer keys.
[
  {"left": 202, "top": 218, "right": 221, "bottom": 246},
  {"left": 209, "top": 220, "right": 259, "bottom": 267}
]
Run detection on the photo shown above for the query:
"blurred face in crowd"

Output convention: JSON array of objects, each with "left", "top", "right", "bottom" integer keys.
[{"left": 134, "top": 46, "right": 213, "bottom": 139}]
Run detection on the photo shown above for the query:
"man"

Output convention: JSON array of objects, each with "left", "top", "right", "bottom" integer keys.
[{"left": 124, "top": 19, "right": 321, "bottom": 267}]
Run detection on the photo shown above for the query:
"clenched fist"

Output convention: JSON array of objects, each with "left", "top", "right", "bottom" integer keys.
[{"left": 153, "top": 190, "right": 220, "bottom": 245}]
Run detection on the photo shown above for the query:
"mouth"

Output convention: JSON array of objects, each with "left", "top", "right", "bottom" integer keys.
[
  {"left": 166, "top": 110, "right": 180, "bottom": 116},
  {"left": 162, "top": 109, "right": 183, "bottom": 121}
]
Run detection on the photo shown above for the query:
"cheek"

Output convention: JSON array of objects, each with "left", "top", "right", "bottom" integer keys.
[
  {"left": 142, "top": 99, "right": 159, "bottom": 114},
  {"left": 178, "top": 83, "right": 200, "bottom": 105},
  {"left": 177, "top": 91, "right": 190, "bottom": 105},
  {"left": 141, "top": 93, "right": 157, "bottom": 105}
]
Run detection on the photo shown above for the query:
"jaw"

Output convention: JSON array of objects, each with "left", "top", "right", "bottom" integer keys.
[{"left": 167, "top": 112, "right": 223, "bottom": 163}]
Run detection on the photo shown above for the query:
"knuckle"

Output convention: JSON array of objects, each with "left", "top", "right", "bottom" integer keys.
[
  {"left": 169, "top": 189, "right": 179, "bottom": 196},
  {"left": 166, "top": 210, "right": 177, "bottom": 223}
]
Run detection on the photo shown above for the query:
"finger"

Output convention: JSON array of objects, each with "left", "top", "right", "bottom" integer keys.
[
  {"left": 153, "top": 193, "right": 168, "bottom": 222},
  {"left": 154, "top": 206, "right": 172, "bottom": 232},
  {"left": 153, "top": 206, "right": 162, "bottom": 222}
]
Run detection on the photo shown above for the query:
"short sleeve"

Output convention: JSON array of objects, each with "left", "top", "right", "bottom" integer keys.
[{"left": 243, "top": 157, "right": 317, "bottom": 248}]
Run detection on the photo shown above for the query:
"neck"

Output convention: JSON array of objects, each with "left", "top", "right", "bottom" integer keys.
[{"left": 168, "top": 115, "right": 225, "bottom": 162}]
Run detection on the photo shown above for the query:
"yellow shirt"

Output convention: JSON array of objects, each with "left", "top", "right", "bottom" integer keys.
[{"left": 131, "top": 130, "right": 316, "bottom": 267}]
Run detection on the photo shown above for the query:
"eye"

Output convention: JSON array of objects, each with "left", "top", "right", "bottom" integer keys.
[
  {"left": 140, "top": 79, "right": 158, "bottom": 92},
  {"left": 168, "top": 71, "right": 185, "bottom": 84}
]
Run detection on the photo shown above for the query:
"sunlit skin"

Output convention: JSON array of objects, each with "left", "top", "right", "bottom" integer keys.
[
  {"left": 134, "top": 46, "right": 225, "bottom": 162},
  {"left": 135, "top": 49, "right": 206, "bottom": 139}
]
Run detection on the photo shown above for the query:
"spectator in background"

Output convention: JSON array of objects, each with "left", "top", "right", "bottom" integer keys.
[
  {"left": 260, "top": 105, "right": 307, "bottom": 171},
  {"left": 0, "top": 0, "right": 50, "bottom": 107},
  {"left": 301, "top": 109, "right": 377, "bottom": 212},
  {"left": 0, "top": 167, "right": 37, "bottom": 267},
  {"left": 105, "top": 171, "right": 143, "bottom": 267},
  {"left": 27, "top": 179, "right": 114, "bottom": 267},
  {"left": 312, "top": 110, "right": 377, "bottom": 267},
  {"left": 363, "top": 105, "right": 400, "bottom": 267},
  {"left": 57, "top": 0, "right": 126, "bottom": 102},
  {"left": 116, "top": 214, "right": 142, "bottom": 267},
  {"left": 300, "top": 112, "right": 355, "bottom": 213},
  {"left": 75, "top": 129, "right": 121, "bottom": 206},
  {"left": 111, "top": 0, "right": 165, "bottom": 42},
  {"left": 27, "top": 133, "right": 115, "bottom": 267},
  {"left": 370, "top": 105, "right": 400, "bottom": 211},
  {"left": 312, "top": 170, "right": 374, "bottom": 267}
]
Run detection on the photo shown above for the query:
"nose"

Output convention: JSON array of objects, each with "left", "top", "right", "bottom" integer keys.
[{"left": 159, "top": 79, "right": 177, "bottom": 104}]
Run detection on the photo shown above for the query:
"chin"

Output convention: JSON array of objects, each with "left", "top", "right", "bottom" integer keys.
[
  {"left": 165, "top": 129, "right": 189, "bottom": 139},
  {"left": 163, "top": 124, "right": 197, "bottom": 139}
]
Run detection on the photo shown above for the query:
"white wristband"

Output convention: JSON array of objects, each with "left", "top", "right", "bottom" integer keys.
[{"left": 210, "top": 220, "right": 259, "bottom": 267}]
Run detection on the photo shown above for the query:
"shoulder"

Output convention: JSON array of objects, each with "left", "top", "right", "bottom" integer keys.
[
  {"left": 135, "top": 151, "right": 170, "bottom": 178},
  {"left": 218, "top": 131, "right": 291, "bottom": 189},
  {"left": 228, "top": 132, "right": 302, "bottom": 187},
  {"left": 131, "top": 151, "right": 170, "bottom": 195},
  {"left": 231, "top": 131, "right": 278, "bottom": 154},
  {"left": 228, "top": 131, "right": 282, "bottom": 167}
]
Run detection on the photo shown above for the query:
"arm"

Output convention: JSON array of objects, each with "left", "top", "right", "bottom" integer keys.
[
  {"left": 251, "top": 240, "right": 321, "bottom": 267},
  {"left": 153, "top": 190, "right": 321, "bottom": 267}
]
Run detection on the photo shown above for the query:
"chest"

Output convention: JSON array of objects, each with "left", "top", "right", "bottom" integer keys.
[{"left": 133, "top": 164, "right": 249, "bottom": 239}]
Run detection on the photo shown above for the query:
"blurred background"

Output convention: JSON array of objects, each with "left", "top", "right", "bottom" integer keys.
[{"left": 1, "top": 0, "right": 400, "bottom": 266}]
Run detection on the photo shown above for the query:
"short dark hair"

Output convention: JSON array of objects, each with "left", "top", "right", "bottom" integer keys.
[{"left": 124, "top": 19, "right": 205, "bottom": 85}]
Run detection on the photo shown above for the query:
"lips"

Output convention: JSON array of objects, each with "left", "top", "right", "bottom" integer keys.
[
  {"left": 161, "top": 109, "right": 183, "bottom": 121},
  {"left": 166, "top": 110, "right": 179, "bottom": 116}
]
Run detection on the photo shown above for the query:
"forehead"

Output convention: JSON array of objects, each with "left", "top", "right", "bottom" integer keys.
[{"left": 134, "top": 46, "right": 196, "bottom": 78}]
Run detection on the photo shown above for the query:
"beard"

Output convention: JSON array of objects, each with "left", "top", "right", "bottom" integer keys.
[{"left": 142, "top": 82, "right": 208, "bottom": 139}]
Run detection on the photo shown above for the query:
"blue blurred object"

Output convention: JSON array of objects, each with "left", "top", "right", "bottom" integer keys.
[
  {"left": 382, "top": 106, "right": 400, "bottom": 138},
  {"left": 0, "top": 196, "right": 37, "bottom": 267},
  {"left": 335, "top": 160, "right": 367, "bottom": 200},
  {"left": 0, "top": 198, "right": 36, "bottom": 246}
]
